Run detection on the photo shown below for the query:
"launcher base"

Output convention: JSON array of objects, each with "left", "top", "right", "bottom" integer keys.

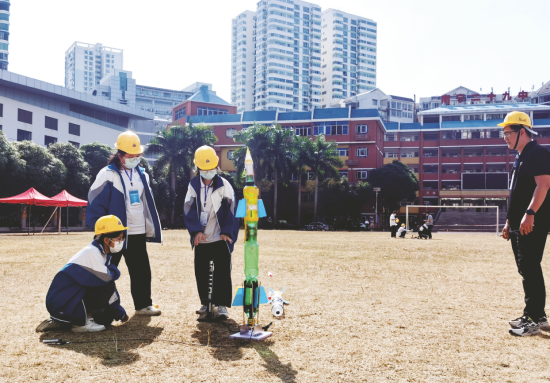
[{"left": 230, "top": 324, "right": 272, "bottom": 341}]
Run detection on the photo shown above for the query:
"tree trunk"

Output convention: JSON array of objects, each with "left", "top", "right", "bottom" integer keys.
[
  {"left": 297, "top": 172, "right": 302, "bottom": 227},
  {"left": 314, "top": 175, "right": 319, "bottom": 222},
  {"left": 273, "top": 170, "right": 278, "bottom": 224},
  {"left": 170, "top": 162, "right": 177, "bottom": 224}
]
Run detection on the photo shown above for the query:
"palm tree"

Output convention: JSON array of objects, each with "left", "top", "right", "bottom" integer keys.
[
  {"left": 265, "top": 126, "right": 294, "bottom": 224},
  {"left": 304, "top": 135, "right": 343, "bottom": 222},
  {"left": 146, "top": 122, "right": 216, "bottom": 223},
  {"left": 291, "top": 136, "right": 312, "bottom": 227}
]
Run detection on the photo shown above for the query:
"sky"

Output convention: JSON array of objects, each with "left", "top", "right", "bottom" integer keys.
[{"left": 9, "top": 0, "right": 550, "bottom": 103}]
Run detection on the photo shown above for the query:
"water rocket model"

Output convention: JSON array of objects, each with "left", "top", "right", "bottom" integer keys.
[{"left": 230, "top": 148, "right": 272, "bottom": 340}]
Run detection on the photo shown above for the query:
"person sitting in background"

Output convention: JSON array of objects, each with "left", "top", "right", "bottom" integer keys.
[
  {"left": 36, "top": 215, "right": 129, "bottom": 333},
  {"left": 397, "top": 224, "right": 411, "bottom": 238}
]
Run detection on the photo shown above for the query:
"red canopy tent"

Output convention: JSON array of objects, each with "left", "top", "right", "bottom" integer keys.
[
  {"left": 0, "top": 188, "right": 57, "bottom": 234},
  {"left": 49, "top": 191, "right": 88, "bottom": 235},
  {"left": 0, "top": 188, "right": 88, "bottom": 235}
]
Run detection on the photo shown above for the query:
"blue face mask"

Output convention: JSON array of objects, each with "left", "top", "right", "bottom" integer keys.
[
  {"left": 124, "top": 157, "right": 141, "bottom": 169},
  {"left": 200, "top": 169, "right": 217, "bottom": 180}
]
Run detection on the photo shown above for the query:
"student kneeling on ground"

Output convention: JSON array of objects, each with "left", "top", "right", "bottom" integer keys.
[
  {"left": 397, "top": 224, "right": 411, "bottom": 238},
  {"left": 36, "top": 215, "right": 129, "bottom": 333}
]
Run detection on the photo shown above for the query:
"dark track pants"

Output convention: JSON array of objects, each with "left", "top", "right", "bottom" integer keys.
[
  {"left": 83, "top": 281, "right": 117, "bottom": 325},
  {"left": 110, "top": 234, "right": 153, "bottom": 310},
  {"left": 194, "top": 240, "right": 233, "bottom": 307},
  {"left": 390, "top": 225, "right": 398, "bottom": 238},
  {"left": 427, "top": 225, "right": 433, "bottom": 239},
  {"left": 510, "top": 226, "right": 549, "bottom": 321}
]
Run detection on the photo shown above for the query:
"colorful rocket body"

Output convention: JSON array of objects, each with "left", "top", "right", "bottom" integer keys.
[{"left": 233, "top": 149, "right": 269, "bottom": 330}]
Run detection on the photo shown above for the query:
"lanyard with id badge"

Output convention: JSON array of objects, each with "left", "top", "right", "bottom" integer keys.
[
  {"left": 125, "top": 169, "right": 141, "bottom": 206},
  {"left": 200, "top": 184, "right": 211, "bottom": 228}
]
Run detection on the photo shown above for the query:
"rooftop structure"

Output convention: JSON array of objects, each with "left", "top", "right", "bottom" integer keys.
[
  {"left": 0, "top": 0, "right": 10, "bottom": 71},
  {"left": 335, "top": 88, "right": 414, "bottom": 123}
]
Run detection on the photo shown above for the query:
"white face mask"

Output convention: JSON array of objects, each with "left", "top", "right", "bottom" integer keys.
[
  {"left": 124, "top": 157, "right": 141, "bottom": 169},
  {"left": 200, "top": 169, "right": 217, "bottom": 180},
  {"left": 109, "top": 238, "right": 124, "bottom": 253}
]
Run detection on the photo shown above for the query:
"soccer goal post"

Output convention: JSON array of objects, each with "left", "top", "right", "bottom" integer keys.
[{"left": 405, "top": 205, "right": 500, "bottom": 235}]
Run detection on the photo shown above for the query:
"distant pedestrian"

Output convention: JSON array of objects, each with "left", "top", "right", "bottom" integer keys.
[
  {"left": 86, "top": 131, "right": 162, "bottom": 316},
  {"left": 499, "top": 111, "right": 550, "bottom": 337},
  {"left": 425, "top": 212, "right": 434, "bottom": 239},
  {"left": 389, "top": 211, "right": 398, "bottom": 238}
]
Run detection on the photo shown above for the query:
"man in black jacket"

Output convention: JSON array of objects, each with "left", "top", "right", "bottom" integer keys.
[{"left": 500, "top": 111, "right": 550, "bottom": 337}]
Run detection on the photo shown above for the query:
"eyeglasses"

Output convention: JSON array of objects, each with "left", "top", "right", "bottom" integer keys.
[{"left": 503, "top": 130, "right": 519, "bottom": 138}]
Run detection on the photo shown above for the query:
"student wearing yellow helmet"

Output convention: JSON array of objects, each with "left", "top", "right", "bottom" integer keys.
[
  {"left": 36, "top": 215, "right": 129, "bottom": 333},
  {"left": 86, "top": 131, "right": 162, "bottom": 316},
  {"left": 500, "top": 111, "right": 550, "bottom": 336},
  {"left": 184, "top": 146, "right": 240, "bottom": 319}
]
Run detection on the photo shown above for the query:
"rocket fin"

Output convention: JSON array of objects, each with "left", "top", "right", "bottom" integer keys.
[
  {"left": 232, "top": 288, "right": 244, "bottom": 306},
  {"left": 235, "top": 199, "right": 247, "bottom": 218},
  {"left": 259, "top": 286, "right": 269, "bottom": 304},
  {"left": 267, "top": 287, "right": 274, "bottom": 294},
  {"left": 283, "top": 300, "right": 290, "bottom": 305},
  {"left": 282, "top": 285, "right": 286, "bottom": 293},
  {"left": 257, "top": 199, "right": 267, "bottom": 218}
]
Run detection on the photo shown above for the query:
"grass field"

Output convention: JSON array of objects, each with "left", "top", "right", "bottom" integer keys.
[{"left": 1, "top": 230, "right": 550, "bottom": 382}]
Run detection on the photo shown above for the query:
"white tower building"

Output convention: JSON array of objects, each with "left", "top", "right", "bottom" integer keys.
[
  {"left": 253, "top": 0, "right": 322, "bottom": 112},
  {"left": 0, "top": 0, "right": 9, "bottom": 70},
  {"left": 65, "top": 42, "right": 123, "bottom": 93},
  {"left": 231, "top": 10, "right": 257, "bottom": 113},
  {"left": 320, "top": 9, "right": 377, "bottom": 107}
]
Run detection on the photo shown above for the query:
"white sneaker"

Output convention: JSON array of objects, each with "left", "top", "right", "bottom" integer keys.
[
  {"left": 196, "top": 305, "right": 208, "bottom": 314},
  {"left": 71, "top": 317, "right": 106, "bottom": 333},
  {"left": 135, "top": 305, "right": 161, "bottom": 316},
  {"left": 216, "top": 306, "right": 229, "bottom": 320}
]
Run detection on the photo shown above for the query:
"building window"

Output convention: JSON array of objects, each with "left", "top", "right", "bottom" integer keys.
[
  {"left": 227, "top": 150, "right": 235, "bottom": 160},
  {"left": 356, "top": 124, "right": 368, "bottom": 133},
  {"left": 372, "top": 99, "right": 378, "bottom": 106},
  {"left": 339, "top": 170, "right": 348, "bottom": 179},
  {"left": 442, "top": 115, "right": 460, "bottom": 122},
  {"left": 197, "top": 107, "right": 228, "bottom": 116},
  {"left": 69, "top": 141, "right": 80, "bottom": 149},
  {"left": 384, "top": 133, "right": 397, "bottom": 141},
  {"left": 313, "top": 121, "right": 348, "bottom": 135},
  {"left": 17, "top": 129, "right": 32, "bottom": 141},
  {"left": 356, "top": 147, "right": 368, "bottom": 157},
  {"left": 226, "top": 128, "right": 238, "bottom": 138},
  {"left": 69, "top": 123, "right": 81, "bottom": 136},
  {"left": 356, "top": 170, "right": 368, "bottom": 179},
  {"left": 0, "top": 103, "right": 3, "bottom": 117},
  {"left": 338, "top": 148, "right": 349, "bottom": 157},
  {"left": 44, "top": 136, "right": 57, "bottom": 146},
  {"left": 18, "top": 109, "right": 33, "bottom": 124},
  {"left": 294, "top": 126, "right": 311, "bottom": 137},
  {"left": 45, "top": 116, "right": 58, "bottom": 131}
]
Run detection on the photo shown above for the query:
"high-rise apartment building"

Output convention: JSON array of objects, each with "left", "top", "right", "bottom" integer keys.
[
  {"left": 65, "top": 42, "right": 123, "bottom": 92},
  {"left": 0, "top": 0, "right": 9, "bottom": 70},
  {"left": 232, "top": 2, "right": 376, "bottom": 112},
  {"left": 320, "top": 9, "right": 377, "bottom": 107},
  {"left": 231, "top": 10, "right": 256, "bottom": 113}
]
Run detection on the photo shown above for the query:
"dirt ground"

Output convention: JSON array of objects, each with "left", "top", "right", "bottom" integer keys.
[{"left": 1, "top": 230, "right": 550, "bottom": 382}]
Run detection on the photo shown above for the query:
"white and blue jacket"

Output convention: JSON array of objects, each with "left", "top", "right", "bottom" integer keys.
[
  {"left": 45, "top": 241, "right": 126, "bottom": 326},
  {"left": 184, "top": 175, "right": 240, "bottom": 253},
  {"left": 86, "top": 163, "right": 162, "bottom": 245}
]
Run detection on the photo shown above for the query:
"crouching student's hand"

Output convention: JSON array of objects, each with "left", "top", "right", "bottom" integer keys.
[{"left": 220, "top": 234, "right": 233, "bottom": 244}]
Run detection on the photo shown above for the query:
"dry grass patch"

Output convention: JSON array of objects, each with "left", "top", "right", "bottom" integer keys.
[{"left": 1, "top": 230, "right": 550, "bottom": 382}]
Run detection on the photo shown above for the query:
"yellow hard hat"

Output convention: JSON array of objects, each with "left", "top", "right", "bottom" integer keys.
[
  {"left": 115, "top": 131, "right": 144, "bottom": 155},
  {"left": 497, "top": 111, "right": 532, "bottom": 128},
  {"left": 401, "top": 224, "right": 405, "bottom": 227},
  {"left": 95, "top": 215, "right": 128, "bottom": 235},
  {"left": 194, "top": 146, "right": 219, "bottom": 170}
]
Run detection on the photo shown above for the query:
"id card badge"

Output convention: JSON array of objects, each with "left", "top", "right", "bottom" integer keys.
[
  {"left": 200, "top": 211, "right": 209, "bottom": 227},
  {"left": 129, "top": 190, "right": 140, "bottom": 205}
]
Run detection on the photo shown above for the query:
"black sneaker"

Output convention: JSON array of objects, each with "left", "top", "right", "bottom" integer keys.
[
  {"left": 509, "top": 318, "right": 541, "bottom": 337},
  {"left": 35, "top": 318, "right": 70, "bottom": 332},
  {"left": 509, "top": 315, "right": 530, "bottom": 328},
  {"left": 538, "top": 317, "right": 550, "bottom": 331}
]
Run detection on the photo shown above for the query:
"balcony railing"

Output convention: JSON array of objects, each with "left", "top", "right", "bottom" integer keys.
[
  {"left": 355, "top": 134, "right": 370, "bottom": 141},
  {"left": 345, "top": 160, "right": 358, "bottom": 166}
]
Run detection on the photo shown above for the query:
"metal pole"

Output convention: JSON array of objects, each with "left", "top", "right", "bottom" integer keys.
[
  {"left": 28, "top": 205, "right": 30, "bottom": 236},
  {"left": 406, "top": 206, "right": 409, "bottom": 230},
  {"left": 496, "top": 206, "right": 499, "bottom": 236},
  {"left": 375, "top": 191, "right": 378, "bottom": 227},
  {"left": 66, "top": 205, "right": 69, "bottom": 235}
]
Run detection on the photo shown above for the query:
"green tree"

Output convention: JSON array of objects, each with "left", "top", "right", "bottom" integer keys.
[
  {"left": 48, "top": 142, "right": 90, "bottom": 199},
  {"left": 80, "top": 142, "right": 113, "bottom": 184},
  {"left": 14, "top": 141, "right": 66, "bottom": 196},
  {"left": 368, "top": 160, "right": 419, "bottom": 215},
  {"left": 264, "top": 126, "right": 294, "bottom": 223},
  {"left": 318, "top": 178, "right": 372, "bottom": 221},
  {"left": 146, "top": 122, "right": 217, "bottom": 223},
  {"left": 303, "top": 135, "right": 343, "bottom": 222},
  {"left": 232, "top": 123, "right": 272, "bottom": 195},
  {"left": 291, "top": 135, "right": 312, "bottom": 226},
  {"left": 0, "top": 131, "right": 25, "bottom": 197}
]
